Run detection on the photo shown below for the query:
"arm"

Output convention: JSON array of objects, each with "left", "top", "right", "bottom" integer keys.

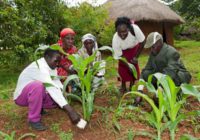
[
  {"left": 112, "top": 33, "right": 122, "bottom": 59},
  {"left": 131, "top": 24, "right": 145, "bottom": 63},
  {"left": 131, "top": 41, "right": 145, "bottom": 64},
  {"left": 140, "top": 55, "right": 155, "bottom": 81},
  {"left": 37, "top": 66, "right": 80, "bottom": 124},
  {"left": 63, "top": 104, "right": 80, "bottom": 124}
]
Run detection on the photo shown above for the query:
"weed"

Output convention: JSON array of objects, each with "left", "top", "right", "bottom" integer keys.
[
  {"left": 50, "top": 123, "right": 60, "bottom": 133},
  {"left": 0, "top": 130, "right": 35, "bottom": 140},
  {"left": 59, "top": 131, "right": 73, "bottom": 140}
]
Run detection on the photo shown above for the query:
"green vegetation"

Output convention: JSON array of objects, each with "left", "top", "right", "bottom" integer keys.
[
  {"left": 174, "top": 40, "right": 200, "bottom": 48},
  {"left": 63, "top": 52, "right": 103, "bottom": 121},
  {"left": 0, "top": 0, "right": 112, "bottom": 66},
  {"left": 0, "top": 131, "right": 35, "bottom": 140},
  {"left": 128, "top": 73, "right": 200, "bottom": 140},
  {"left": 0, "top": 39, "right": 200, "bottom": 139},
  {"left": 0, "top": 70, "right": 19, "bottom": 99},
  {"left": 50, "top": 123, "right": 73, "bottom": 140}
]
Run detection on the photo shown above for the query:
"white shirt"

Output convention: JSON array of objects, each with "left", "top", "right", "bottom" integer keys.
[
  {"left": 13, "top": 58, "right": 68, "bottom": 108},
  {"left": 112, "top": 24, "right": 145, "bottom": 59}
]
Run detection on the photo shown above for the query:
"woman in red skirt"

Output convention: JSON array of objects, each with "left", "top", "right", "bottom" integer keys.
[{"left": 112, "top": 17, "right": 145, "bottom": 93}]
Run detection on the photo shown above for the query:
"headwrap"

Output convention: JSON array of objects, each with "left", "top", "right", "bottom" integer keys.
[
  {"left": 60, "top": 28, "right": 75, "bottom": 38},
  {"left": 81, "top": 33, "right": 98, "bottom": 52},
  {"left": 79, "top": 33, "right": 104, "bottom": 76},
  {"left": 58, "top": 28, "right": 75, "bottom": 46}
]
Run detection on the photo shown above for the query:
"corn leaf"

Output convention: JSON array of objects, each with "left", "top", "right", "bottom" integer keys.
[
  {"left": 169, "top": 111, "right": 200, "bottom": 131},
  {"left": 180, "top": 134, "right": 200, "bottom": 140},
  {"left": 66, "top": 93, "right": 82, "bottom": 103},
  {"left": 181, "top": 84, "right": 200, "bottom": 101},
  {"left": 43, "top": 82, "right": 55, "bottom": 88},
  {"left": 63, "top": 74, "right": 79, "bottom": 94}
]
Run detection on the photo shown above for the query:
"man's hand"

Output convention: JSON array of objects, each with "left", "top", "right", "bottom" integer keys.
[
  {"left": 68, "top": 68, "right": 77, "bottom": 75},
  {"left": 133, "top": 89, "right": 144, "bottom": 106},
  {"left": 63, "top": 105, "right": 80, "bottom": 124}
]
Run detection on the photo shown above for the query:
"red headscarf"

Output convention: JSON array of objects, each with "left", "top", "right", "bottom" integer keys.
[
  {"left": 58, "top": 28, "right": 76, "bottom": 46},
  {"left": 60, "top": 28, "right": 76, "bottom": 38}
]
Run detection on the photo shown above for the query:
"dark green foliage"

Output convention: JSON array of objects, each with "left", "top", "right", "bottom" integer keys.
[
  {"left": 170, "top": 0, "right": 200, "bottom": 40},
  {"left": 0, "top": 0, "right": 111, "bottom": 68}
]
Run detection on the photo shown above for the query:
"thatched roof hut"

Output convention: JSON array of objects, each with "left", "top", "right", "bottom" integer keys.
[{"left": 107, "top": 0, "right": 184, "bottom": 45}]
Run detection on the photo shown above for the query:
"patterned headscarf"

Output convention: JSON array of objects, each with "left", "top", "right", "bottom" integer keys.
[
  {"left": 78, "top": 33, "right": 100, "bottom": 61},
  {"left": 81, "top": 33, "right": 98, "bottom": 52}
]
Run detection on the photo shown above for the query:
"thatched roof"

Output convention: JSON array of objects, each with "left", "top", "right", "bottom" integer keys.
[{"left": 107, "top": 0, "right": 184, "bottom": 24}]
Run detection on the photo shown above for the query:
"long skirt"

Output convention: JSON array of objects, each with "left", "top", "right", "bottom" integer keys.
[{"left": 118, "top": 44, "right": 140, "bottom": 82}]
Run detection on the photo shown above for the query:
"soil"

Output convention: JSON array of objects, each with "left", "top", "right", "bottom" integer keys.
[{"left": 0, "top": 83, "right": 200, "bottom": 140}]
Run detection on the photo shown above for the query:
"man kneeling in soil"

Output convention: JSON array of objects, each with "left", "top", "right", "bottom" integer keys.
[
  {"left": 135, "top": 32, "right": 191, "bottom": 105},
  {"left": 13, "top": 48, "right": 80, "bottom": 131}
]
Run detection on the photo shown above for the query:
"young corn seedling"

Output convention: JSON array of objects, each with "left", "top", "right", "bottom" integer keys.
[
  {"left": 152, "top": 73, "right": 200, "bottom": 140},
  {"left": 0, "top": 131, "right": 35, "bottom": 140},
  {"left": 127, "top": 87, "right": 166, "bottom": 140},
  {"left": 64, "top": 46, "right": 137, "bottom": 122},
  {"left": 63, "top": 51, "right": 106, "bottom": 121}
]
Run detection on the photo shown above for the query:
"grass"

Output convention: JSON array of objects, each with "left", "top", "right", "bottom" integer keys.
[
  {"left": 0, "top": 70, "right": 20, "bottom": 99},
  {"left": 50, "top": 123, "right": 73, "bottom": 140},
  {"left": 174, "top": 40, "right": 200, "bottom": 48}
]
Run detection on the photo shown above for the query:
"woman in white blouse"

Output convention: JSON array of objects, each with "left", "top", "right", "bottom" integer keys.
[{"left": 112, "top": 17, "right": 145, "bottom": 93}]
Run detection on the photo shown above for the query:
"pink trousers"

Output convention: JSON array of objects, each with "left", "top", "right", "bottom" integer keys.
[{"left": 15, "top": 81, "right": 57, "bottom": 122}]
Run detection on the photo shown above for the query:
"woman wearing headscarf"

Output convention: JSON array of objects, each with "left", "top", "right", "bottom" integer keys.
[
  {"left": 78, "top": 33, "right": 101, "bottom": 62},
  {"left": 57, "top": 28, "right": 78, "bottom": 78},
  {"left": 112, "top": 17, "right": 145, "bottom": 93},
  {"left": 78, "top": 33, "right": 105, "bottom": 91}
]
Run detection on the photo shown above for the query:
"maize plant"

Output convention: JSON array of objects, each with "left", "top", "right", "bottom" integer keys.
[
  {"left": 62, "top": 46, "right": 112, "bottom": 121},
  {"left": 130, "top": 73, "right": 200, "bottom": 140},
  {"left": 152, "top": 73, "right": 200, "bottom": 140},
  {"left": 63, "top": 46, "right": 137, "bottom": 122}
]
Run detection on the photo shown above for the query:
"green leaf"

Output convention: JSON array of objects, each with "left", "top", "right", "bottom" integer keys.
[
  {"left": 49, "top": 44, "right": 68, "bottom": 56},
  {"left": 169, "top": 111, "right": 200, "bottom": 131},
  {"left": 43, "top": 82, "right": 54, "bottom": 88},
  {"left": 127, "top": 129, "right": 134, "bottom": 140},
  {"left": 113, "top": 121, "right": 121, "bottom": 132},
  {"left": 18, "top": 133, "right": 36, "bottom": 140},
  {"left": 66, "top": 93, "right": 82, "bottom": 103},
  {"left": 180, "top": 134, "right": 200, "bottom": 140},
  {"left": 181, "top": 84, "right": 200, "bottom": 101},
  {"left": 63, "top": 74, "right": 79, "bottom": 94},
  {"left": 119, "top": 57, "right": 137, "bottom": 78}
]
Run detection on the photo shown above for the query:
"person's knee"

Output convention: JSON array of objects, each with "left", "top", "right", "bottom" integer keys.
[
  {"left": 34, "top": 81, "right": 44, "bottom": 88},
  {"left": 31, "top": 81, "right": 45, "bottom": 94}
]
